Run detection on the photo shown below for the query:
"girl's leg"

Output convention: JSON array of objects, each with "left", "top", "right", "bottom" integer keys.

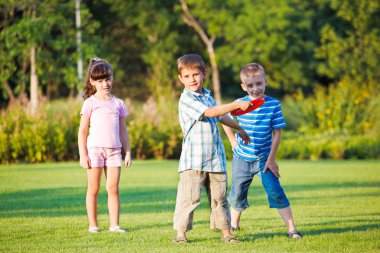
[
  {"left": 86, "top": 167, "right": 103, "bottom": 228},
  {"left": 104, "top": 166, "right": 121, "bottom": 228},
  {"left": 277, "top": 206, "right": 300, "bottom": 238}
]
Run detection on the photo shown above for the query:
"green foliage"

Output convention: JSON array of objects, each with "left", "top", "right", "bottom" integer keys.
[
  {"left": 283, "top": 81, "right": 379, "bottom": 135},
  {"left": 1, "top": 0, "right": 379, "bottom": 163},
  {"left": 217, "top": 0, "right": 317, "bottom": 91},
  {"left": 345, "top": 135, "right": 380, "bottom": 159},
  {"left": 1, "top": 93, "right": 378, "bottom": 164},
  {"left": 0, "top": 100, "right": 82, "bottom": 163},
  {"left": 278, "top": 132, "right": 380, "bottom": 160},
  {"left": 0, "top": 98, "right": 184, "bottom": 164},
  {"left": 280, "top": 78, "right": 379, "bottom": 160},
  {"left": 127, "top": 97, "right": 182, "bottom": 160},
  {"left": 1, "top": 0, "right": 379, "bottom": 105},
  {"left": 129, "top": 120, "right": 182, "bottom": 160},
  {"left": 0, "top": 0, "right": 104, "bottom": 104},
  {"left": 316, "top": 0, "right": 380, "bottom": 85}
]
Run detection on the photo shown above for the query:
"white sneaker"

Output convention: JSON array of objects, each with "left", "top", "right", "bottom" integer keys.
[
  {"left": 109, "top": 226, "right": 126, "bottom": 233},
  {"left": 88, "top": 226, "right": 100, "bottom": 233}
]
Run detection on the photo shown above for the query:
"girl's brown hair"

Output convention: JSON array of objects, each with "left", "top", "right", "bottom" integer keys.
[{"left": 83, "top": 57, "right": 113, "bottom": 99}]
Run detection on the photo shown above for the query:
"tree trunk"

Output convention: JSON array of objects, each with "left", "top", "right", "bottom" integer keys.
[
  {"left": 30, "top": 46, "right": 38, "bottom": 115},
  {"left": 3, "top": 80, "right": 15, "bottom": 105},
  {"left": 29, "top": 2, "right": 38, "bottom": 115},
  {"left": 206, "top": 42, "right": 222, "bottom": 104},
  {"left": 75, "top": 0, "right": 83, "bottom": 98},
  {"left": 179, "top": 0, "right": 222, "bottom": 104}
]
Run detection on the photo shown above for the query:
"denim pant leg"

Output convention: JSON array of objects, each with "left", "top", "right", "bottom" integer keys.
[
  {"left": 258, "top": 159, "right": 290, "bottom": 209},
  {"left": 228, "top": 155, "right": 255, "bottom": 211}
]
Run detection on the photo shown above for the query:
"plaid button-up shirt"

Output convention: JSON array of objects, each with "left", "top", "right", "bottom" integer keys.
[{"left": 178, "top": 88, "right": 227, "bottom": 173}]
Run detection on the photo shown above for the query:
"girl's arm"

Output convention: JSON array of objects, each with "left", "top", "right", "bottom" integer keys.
[
  {"left": 263, "top": 129, "right": 281, "bottom": 178},
  {"left": 119, "top": 117, "right": 132, "bottom": 168},
  {"left": 203, "top": 101, "right": 251, "bottom": 118},
  {"left": 220, "top": 115, "right": 250, "bottom": 145},
  {"left": 78, "top": 115, "right": 91, "bottom": 169}
]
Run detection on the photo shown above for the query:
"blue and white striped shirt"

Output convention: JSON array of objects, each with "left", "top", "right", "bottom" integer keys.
[
  {"left": 232, "top": 95, "right": 286, "bottom": 161},
  {"left": 178, "top": 88, "right": 227, "bottom": 173}
]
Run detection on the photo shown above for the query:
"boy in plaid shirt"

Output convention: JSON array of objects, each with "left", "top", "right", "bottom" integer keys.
[{"left": 173, "top": 54, "right": 251, "bottom": 243}]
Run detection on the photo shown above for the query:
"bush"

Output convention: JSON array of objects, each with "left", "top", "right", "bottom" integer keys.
[
  {"left": 0, "top": 96, "right": 378, "bottom": 164},
  {"left": 279, "top": 132, "right": 380, "bottom": 160},
  {"left": 0, "top": 99, "right": 82, "bottom": 164},
  {"left": 283, "top": 81, "right": 379, "bottom": 136}
]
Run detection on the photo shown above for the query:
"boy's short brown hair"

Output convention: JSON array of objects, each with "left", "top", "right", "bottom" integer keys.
[
  {"left": 240, "top": 63, "right": 266, "bottom": 83},
  {"left": 177, "top": 54, "right": 206, "bottom": 75}
]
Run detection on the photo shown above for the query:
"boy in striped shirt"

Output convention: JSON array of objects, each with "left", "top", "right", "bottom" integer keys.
[{"left": 224, "top": 63, "right": 302, "bottom": 239}]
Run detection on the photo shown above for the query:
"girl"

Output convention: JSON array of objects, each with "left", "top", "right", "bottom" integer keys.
[{"left": 78, "top": 57, "right": 132, "bottom": 233}]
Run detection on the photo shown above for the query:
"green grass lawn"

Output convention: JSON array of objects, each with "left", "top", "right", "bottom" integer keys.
[{"left": 0, "top": 160, "right": 379, "bottom": 252}]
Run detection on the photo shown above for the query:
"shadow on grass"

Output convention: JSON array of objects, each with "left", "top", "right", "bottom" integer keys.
[
  {"left": 283, "top": 181, "right": 380, "bottom": 191},
  {"left": 239, "top": 223, "right": 380, "bottom": 242},
  {"left": 1, "top": 181, "right": 378, "bottom": 219},
  {"left": 0, "top": 187, "right": 176, "bottom": 217},
  {"left": 0, "top": 186, "right": 214, "bottom": 218}
]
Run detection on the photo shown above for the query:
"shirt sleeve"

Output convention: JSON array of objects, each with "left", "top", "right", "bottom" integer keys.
[
  {"left": 179, "top": 94, "right": 208, "bottom": 121},
  {"left": 118, "top": 99, "right": 128, "bottom": 117},
  {"left": 271, "top": 101, "right": 286, "bottom": 129},
  {"left": 80, "top": 99, "right": 92, "bottom": 117}
]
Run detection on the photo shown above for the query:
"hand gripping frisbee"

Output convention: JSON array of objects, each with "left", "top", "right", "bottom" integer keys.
[{"left": 230, "top": 98, "right": 265, "bottom": 116}]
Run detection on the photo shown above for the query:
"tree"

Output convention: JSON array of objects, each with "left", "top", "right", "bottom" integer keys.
[
  {"left": 179, "top": 0, "right": 222, "bottom": 104},
  {"left": 216, "top": 0, "right": 320, "bottom": 93},
  {"left": 0, "top": 1, "right": 102, "bottom": 108},
  {"left": 316, "top": 0, "right": 380, "bottom": 86},
  {"left": 103, "top": 0, "right": 181, "bottom": 105}
]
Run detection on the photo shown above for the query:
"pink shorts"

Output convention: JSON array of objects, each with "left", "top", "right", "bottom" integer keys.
[{"left": 88, "top": 147, "right": 122, "bottom": 168}]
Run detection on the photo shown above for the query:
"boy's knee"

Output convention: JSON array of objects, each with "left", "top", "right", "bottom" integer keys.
[
  {"left": 267, "top": 189, "right": 289, "bottom": 208},
  {"left": 228, "top": 193, "right": 248, "bottom": 211}
]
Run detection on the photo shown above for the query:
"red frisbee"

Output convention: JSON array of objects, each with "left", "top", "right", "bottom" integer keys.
[{"left": 230, "top": 98, "right": 265, "bottom": 116}]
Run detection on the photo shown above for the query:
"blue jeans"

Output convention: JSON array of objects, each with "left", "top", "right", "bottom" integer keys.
[{"left": 228, "top": 154, "right": 290, "bottom": 211}]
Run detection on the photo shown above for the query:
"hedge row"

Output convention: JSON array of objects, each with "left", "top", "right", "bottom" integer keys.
[{"left": 0, "top": 101, "right": 378, "bottom": 164}]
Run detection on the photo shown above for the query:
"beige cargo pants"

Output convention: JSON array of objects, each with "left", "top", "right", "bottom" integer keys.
[{"left": 173, "top": 169, "right": 231, "bottom": 232}]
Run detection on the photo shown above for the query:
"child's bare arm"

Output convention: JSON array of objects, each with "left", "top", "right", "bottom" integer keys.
[
  {"left": 222, "top": 124, "right": 237, "bottom": 148},
  {"left": 263, "top": 129, "right": 281, "bottom": 177},
  {"left": 119, "top": 117, "right": 132, "bottom": 168},
  {"left": 220, "top": 115, "right": 251, "bottom": 145},
  {"left": 203, "top": 101, "right": 250, "bottom": 118},
  {"left": 78, "top": 115, "right": 91, "bottom": 169}
]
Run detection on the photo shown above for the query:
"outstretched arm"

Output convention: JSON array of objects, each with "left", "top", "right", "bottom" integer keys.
[
  {"left": 220, "top": 115, "right": 250, "bottom": 145},
  {"left": 203, "top": 101, "right": 251, "bottom": 118},
  {"left": 119, "top": 117, "right": 132, "bottom": 168},
  {"left": 263, "top": 129, "right": 281, "bottom": 177}
]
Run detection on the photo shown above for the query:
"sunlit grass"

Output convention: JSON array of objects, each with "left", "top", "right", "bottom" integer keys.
[{"left": 0, "top": 160, "right": 379, "bottom": 252}]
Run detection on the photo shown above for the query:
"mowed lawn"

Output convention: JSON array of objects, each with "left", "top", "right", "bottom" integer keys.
[{"left": 0, "top": 160, "right": 379, "bottom": 253}]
